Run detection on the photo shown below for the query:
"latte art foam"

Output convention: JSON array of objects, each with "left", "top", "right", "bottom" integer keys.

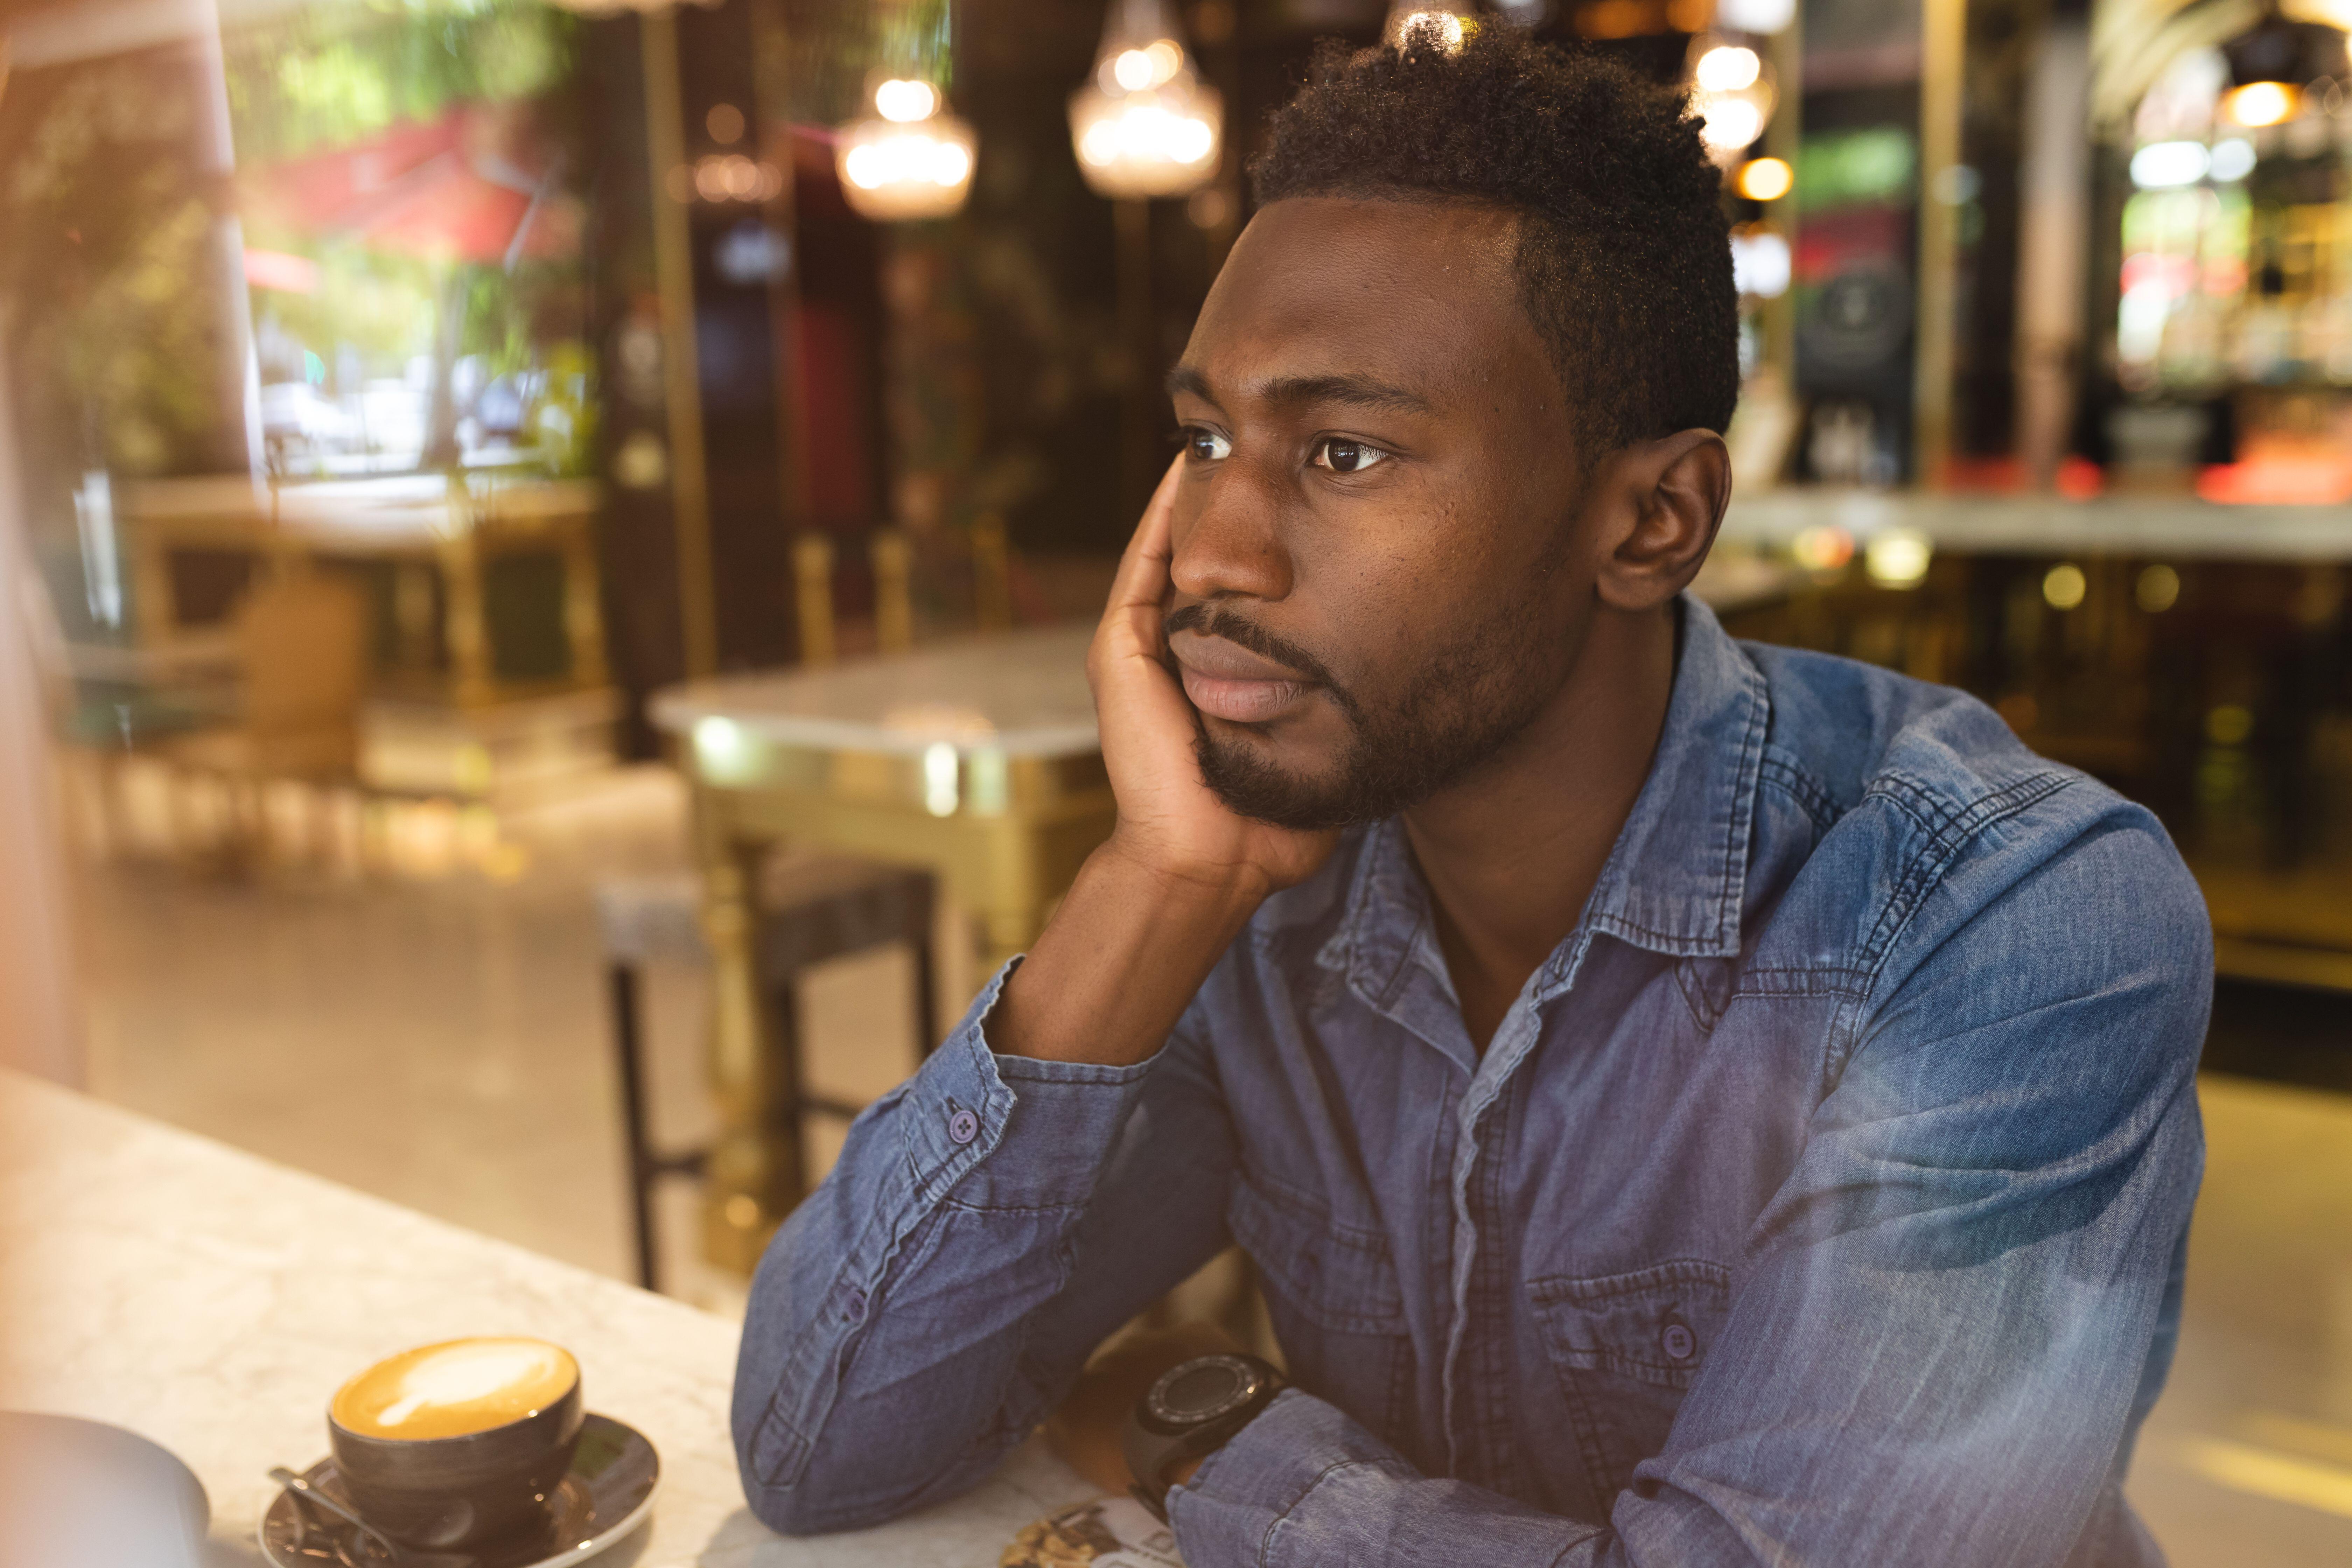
[{"left": 331, "top": 1338, "right": 579, "bottom": 1441}]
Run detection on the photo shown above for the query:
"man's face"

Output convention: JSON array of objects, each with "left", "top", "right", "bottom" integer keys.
[{"left": 1165, "top": 195, "right": 1599, "bottom": 830}]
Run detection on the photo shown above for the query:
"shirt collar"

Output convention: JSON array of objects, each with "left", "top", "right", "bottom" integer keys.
[{"left": 1320, "top": 594, "right": 1769, "bottom": 1010}]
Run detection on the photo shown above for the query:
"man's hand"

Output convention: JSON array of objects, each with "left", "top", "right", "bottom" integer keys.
[
  {"left": 990, "top": 461, "right": 1337, "bottom": 1067},
  {"left": 1089, "top": 458, "right": 1339, "bottom": 902},
  {"left": 1044, "top": 1322, "right": 1246, "bottom": 1496}
]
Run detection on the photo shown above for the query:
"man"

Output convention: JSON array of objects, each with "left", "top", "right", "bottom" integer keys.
[{"left": 733, "top": 27, "right": 2207, "bottom": 1567}]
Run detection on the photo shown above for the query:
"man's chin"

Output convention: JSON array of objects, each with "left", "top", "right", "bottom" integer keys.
[{"left": 1193, "top": 728, "right": 1365, "bottom": 833}]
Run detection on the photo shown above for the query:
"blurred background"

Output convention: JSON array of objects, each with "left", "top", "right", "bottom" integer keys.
[{"left": 1, "top": 0, "right": 2349, "bottom": 1559}]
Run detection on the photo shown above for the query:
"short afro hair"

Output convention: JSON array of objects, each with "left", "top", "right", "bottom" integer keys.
[{"left": 1250, "top": 25, "right": 1740, "bottom": 455}]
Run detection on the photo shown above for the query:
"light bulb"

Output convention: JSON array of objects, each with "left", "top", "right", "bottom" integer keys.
[
  {"left": 1386, "top": 6, "right": 1470, "bottom": 50},
  {"left": 1071, "top": 0, "right": 1222, "bottom": 198},
  {"left": 1697, "top": 94, "right": 1767, "bottom": 153},
  {"left": 835, "top": 107, "right": 977, "bottom": 220},
  {"left": 1695, "top": 45, "right": 1761, "bottom": 92},
  {"left": 2223, "top": 80, "right": 2299, "bottom": 127},
  {"left": 875, "top": 79, "right": 939, "bottom": 123},
  {"left": 1735, "top": 155, "right": 1792, "bottom": 200}
]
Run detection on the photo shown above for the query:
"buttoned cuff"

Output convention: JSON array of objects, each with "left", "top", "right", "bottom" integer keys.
[{"left": 899, "top": 957, "right": 1161, "bottom": 1212}]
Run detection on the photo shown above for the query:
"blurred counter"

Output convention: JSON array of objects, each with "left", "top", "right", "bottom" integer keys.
[
  {"left": 1716, "top": 486, "right": 2352, "bottom": 996},
  {"left": 0, "top": 1069, "right": 1094, "bottom": 1564},
  {"left": 1724, "top": 489, "right": 2352, "bottom": 561}
]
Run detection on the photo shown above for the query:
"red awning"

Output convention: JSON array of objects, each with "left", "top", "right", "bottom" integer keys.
[{"left": 244, "top": 107, "right": 576, "bottom": 266}]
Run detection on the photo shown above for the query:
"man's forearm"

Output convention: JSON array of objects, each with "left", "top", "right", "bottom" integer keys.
[{"left": 990, "top": 841, "right": 1266, "bottom": 1067}]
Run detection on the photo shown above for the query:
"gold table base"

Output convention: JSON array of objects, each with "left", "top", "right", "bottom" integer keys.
[{"left": 681, "top": 741, "right": 1114, "bottom": 1274}]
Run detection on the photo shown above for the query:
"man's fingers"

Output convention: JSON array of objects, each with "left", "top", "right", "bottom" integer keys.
[{"left": 1106, "top": 456, "right": 1186, "bottom": 615}]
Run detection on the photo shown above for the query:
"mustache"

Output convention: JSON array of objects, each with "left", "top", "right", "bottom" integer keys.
[{"left": 1161, "top": 601, "right": 1358, "bottom": 722}]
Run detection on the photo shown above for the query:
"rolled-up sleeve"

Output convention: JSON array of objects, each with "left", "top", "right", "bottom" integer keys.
[
  {"left": 733, "top": 959, "right": 1237, "bottom": 1535},
  {"left": 1173, "top": 1391, "right": 1601, "bottom": 1564}
]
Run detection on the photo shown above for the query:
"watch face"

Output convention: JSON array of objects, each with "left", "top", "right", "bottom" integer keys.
[{"left": 1146, "top": 1355, "right": 1262, "bottom": 1427}]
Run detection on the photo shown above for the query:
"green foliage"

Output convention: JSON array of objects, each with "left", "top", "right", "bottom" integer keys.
[
  {"left": 1794, "top": 128, "right": 1919, "bottom": 214},
  {"left": 224, "top": 0, "right": 576, "bottom": 163},
  {"left": 779, "top": 0, "right": 953, "bottom": 126},
  {"left": 251, "top": 238, "right": 439, "bottom": 368},
  {"left": 1, "top": 56, "right": 233, "bottom": 475}
]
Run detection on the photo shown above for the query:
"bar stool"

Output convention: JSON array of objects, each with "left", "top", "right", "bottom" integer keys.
[{"left": 597, "top": 855, "right": 938, "bottom": 1293}]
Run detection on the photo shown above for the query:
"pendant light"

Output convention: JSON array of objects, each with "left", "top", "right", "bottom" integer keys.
[
  {"left": 836, "top": 74, "right": 976, "bottom": 221},
  {"left": 1384, "top": 0, "right": 1477, "bottom": 51},
  {"left": 2221, "top": 6, "right": 2346, "bottom": 126},
  {"left": 836, "top": 2, "right": 974, "bottom": 222},
  {"left": 1069, "top": 0, "right": 1222, "bottom": 200}
]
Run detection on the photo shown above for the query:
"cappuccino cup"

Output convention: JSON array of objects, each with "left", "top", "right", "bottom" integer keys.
[{"left": 327, "top": 1337, "right": 584, "bottom": 1551}]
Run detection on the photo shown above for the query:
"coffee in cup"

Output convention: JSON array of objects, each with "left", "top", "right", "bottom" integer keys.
[{"left": 328, "top": 1337, "right": 584, "bottom": 1551}]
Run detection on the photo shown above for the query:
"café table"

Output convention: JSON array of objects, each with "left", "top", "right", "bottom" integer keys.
[
  {"left": 647, "top": 555, "right": 1798, "bottom": 1275},
  {"left": 0, "top": 1069, "right": 1096, "bottom": 1566}
]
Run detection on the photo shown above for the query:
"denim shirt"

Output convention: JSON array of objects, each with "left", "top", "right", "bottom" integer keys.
[{"left": 732, "top": 597, "right": 2211, "bottom": 1567}]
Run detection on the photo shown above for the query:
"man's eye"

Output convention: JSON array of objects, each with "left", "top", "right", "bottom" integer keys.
[
  {"left": 1311, "top": 438, "right": 1388, "bottom": 474},
  {"left": 1183, "top": 428, "right": 1232, "bottom": 462}
]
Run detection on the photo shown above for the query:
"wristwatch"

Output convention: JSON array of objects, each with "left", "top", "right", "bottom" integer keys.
[{"left": 1121, "top": 1353, "right": 1287, "bottom": 1522}]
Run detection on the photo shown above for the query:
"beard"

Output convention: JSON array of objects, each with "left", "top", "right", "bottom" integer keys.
[{"left": 1171, "top": 561, "right": 1570, "bottom": 833}]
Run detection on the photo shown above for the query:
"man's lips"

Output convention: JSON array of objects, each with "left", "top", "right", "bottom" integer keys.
[{"left": 1169, "top": 629, "right": 1317, "bottom": 724}]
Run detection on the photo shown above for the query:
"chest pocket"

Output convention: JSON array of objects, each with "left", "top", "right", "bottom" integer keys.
[
  {"left": 1528, "top": 1259, "right": 1730, "bottom": 1506},
  {"left": 1227, "top": 1171, "right": 1412, "bottom": 1443}
]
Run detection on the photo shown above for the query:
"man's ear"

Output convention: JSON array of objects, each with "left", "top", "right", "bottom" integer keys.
[{"left": 1589, "top": 429, "right": 1731, "bottom": 614}]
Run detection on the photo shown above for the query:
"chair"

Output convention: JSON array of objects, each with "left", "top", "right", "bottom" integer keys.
[
  {"left": 164, "top": 570, "right": 368, "bottom": 867},
  {"left": 597, "top": 854, "right": 939, "bottom": 1293}
]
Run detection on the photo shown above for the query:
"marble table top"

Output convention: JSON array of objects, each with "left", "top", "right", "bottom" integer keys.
[
  {"left": 646, "top": 554, "right": 1797, "bottom": 763},
  {"left": 0, "top": 1071, "right": 1095, "bottom": 1566},
  {"left": 650, "top": 626, "right": 1100, "bottom": 760}
]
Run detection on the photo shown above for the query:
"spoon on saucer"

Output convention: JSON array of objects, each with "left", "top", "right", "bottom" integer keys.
[{"left": 267, "top": 1468, "right": 475, "bottom": 1568}]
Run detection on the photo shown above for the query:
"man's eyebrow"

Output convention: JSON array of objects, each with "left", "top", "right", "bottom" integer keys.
[
  {"left": 1164, "top": 366, "right": 1432, "bottom": 416},
  {"left": 1165, "top": 364, "right": 1219, "bottom": 406}
]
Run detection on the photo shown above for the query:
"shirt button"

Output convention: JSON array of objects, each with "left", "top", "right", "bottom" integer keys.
[
  {"left": 1660, "top": 1321, "right": 1696, "bottom": 1361},
  {"left": 947, "top": 1107, "right": 979, "bottom": 1145},
  {"left": 845, "top": 1288, "right": 867, "bottom": 1321}
]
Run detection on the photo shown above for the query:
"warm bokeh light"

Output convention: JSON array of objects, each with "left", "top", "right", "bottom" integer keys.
[
  {"left": 835, "top": 117, "right": 975, "bottom": 220},
  {"left": 2043, "top": 562, "right": 2088, "bottom": 610},
  {"left": 1696, "top": 93, "right": 1768, "bottom": 155},
  {"left": 1113, "top": 49, "right": 1156, "bottom": 90},
  {"left": 1695, "top": 45, "right": 1762, "bottom": 93},
  {"left": 1790, "top": 526, "right": 1854, "bottom": 573},
  {"left": 1073, "top": 96, "right": 1218, "bottom": 181},
  {"left": 1736, "top": 156, "right": 1792, "bottom": 200},
  {"left": 842, "top": 133, "right": 970, "bottom": 193},
  {"left": 875, "top": 79, "right": 941, "bottom": 124},
  {"left": 690, "top": 154, "right": 781, "bottom": 203},
  {"left": 836, "top": 71, "right": 974, "bottom": 220},
  {"left": 1864, "top": 528, "right": 1933, "bottom": 589},
  {"left": 2223, "top": 80, "right": 2300, "bottom": 128},
  {"left": 1106, "top": 40, "right": 1188, "bottom": 92},
  {"left": 1385, "top": 3, "right": 1472, "bottom": 51},
  {"left": 2136, "top": 564, "right": 2182, "bottom": 614},
  {"left": 1071, "top": 7, "right": 1220, "bottom": 200}
]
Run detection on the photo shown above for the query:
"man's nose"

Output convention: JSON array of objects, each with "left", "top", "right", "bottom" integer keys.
[{"left": 1170, "top": 462, "right": 1293, "bottom": 604}]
